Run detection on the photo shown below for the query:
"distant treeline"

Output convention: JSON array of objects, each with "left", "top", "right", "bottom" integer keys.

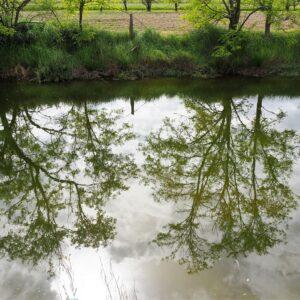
[
  {"left": 1, "top": 0, "right": 299, "bottom": 32},
  {"left": 1, "top": 77, "right": 300, "bottom": 110}
]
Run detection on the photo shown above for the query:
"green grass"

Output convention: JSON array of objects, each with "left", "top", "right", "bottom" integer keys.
[{"left": 0, "top": 23, "right": 299, "bottom": 82}]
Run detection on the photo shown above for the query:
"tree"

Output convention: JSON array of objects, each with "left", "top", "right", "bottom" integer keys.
[
  {"left": 0, "top": 103, "right": 137, "bottom": 269},
  {"left": 122, "top": 0, "right": 128, "bottom": 10},
  {"left": 169, "top": 0, "right": 181, "bottom": 11},
  {"left": 142, "top": 96, "right": 299, "bottom": 272},
  {"left": 258, "top": 0, "right": 290, "bottom": 35},
  {"left": 65, "top": 0, "right": 109, "bottom": 30},
  {"left": 187, "top": 0, "right": 263, "bottom": 30},
  {"left": 0, "top": 0, "right": 32, "bottom": 27},
  {"left": 142, "top": 0, "right": 153, "bottom": 11}
]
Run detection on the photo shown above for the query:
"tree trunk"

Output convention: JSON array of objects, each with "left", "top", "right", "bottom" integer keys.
[
  {"left": 146, "top": 1, "right": 151, "bottom": 12},
  {"left": 123, "top": 0, "right": 128, "bottom": 11},
  {"left": 14, "top": 9, "right": 21, "bottom": 27},
  {"left": 175, "top": 2, "right": 178, "bottom": 11},
  {"left": 251, "top": 94, "right": 263, "bottom": 212},
  {"left": 229, "top": 15, "right": 239, "bottom": 30},
  {"left": 79, "top": 1, "right": 84, "bottom": 31},
  {"left": 264, "top": 14, "right": 272, "bottom": 36},
  {"left": 14, "top": 0, "right": 31, "bottom": 27},
  {"left": 229, "top": 9, "right": 240, "bottom": 30},
  {"left": 228, "top": 6, "right": 241, "bottom": 29}
]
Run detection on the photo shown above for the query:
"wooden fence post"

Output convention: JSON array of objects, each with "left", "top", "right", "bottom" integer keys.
[{"left": 129, "top": 14, "right": 134, "bottom": 39}]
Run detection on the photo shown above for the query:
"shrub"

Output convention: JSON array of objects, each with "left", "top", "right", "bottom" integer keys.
[{"left": 0, "top": 24, "right": 15, "bottom": 45}]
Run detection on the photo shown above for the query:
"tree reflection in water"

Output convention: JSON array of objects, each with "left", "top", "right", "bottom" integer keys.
[
  {"left": 0, "top": 102, "right": 137, "bottom": 270},
  {"left": 142, "top": 96, "right": 299, "bottom": 273}
]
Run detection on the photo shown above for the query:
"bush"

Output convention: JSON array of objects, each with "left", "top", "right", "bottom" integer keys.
[
  {"left": 188, "top": 25, "right": 224, "bottom": 58},
  {"left": 0, "top": 24, "right": 15, "bottom": 45}
]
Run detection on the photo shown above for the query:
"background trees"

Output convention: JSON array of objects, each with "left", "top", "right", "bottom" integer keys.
[
  {"left": 0, "top": 0, "right": 32, "bottom": 27},
  {"left": 1, "top": 0, "right": 298, "bottom": 32},
  {"left": 187, "top": 0, "right": 298, "bottom": 33},
  {"left": 65, "top": 0, "right": 111, "bottom": 30},
  {"left": 122, "top": 0, "right": 128, "bottom": 10},
  {"left": 142, "top": 0, "right": 153, "bottom": 11},
  {"left": 169, "top": 0, "right": 182, "bottom": 11},
  {"left": 187, "top": 0, "right": 254, "bottom": 30},
  {"left": 258, "top": 0, "right": 293, "bottom": 35}
]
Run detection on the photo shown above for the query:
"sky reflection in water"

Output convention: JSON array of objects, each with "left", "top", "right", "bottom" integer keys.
[{"left": 0, "top": 79, "right": 299, "bottom": 300}]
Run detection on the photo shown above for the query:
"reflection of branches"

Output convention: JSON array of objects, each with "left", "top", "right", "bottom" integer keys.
[
  {"left": 24, "top": 108, "right": 70, "bottom": 136},
  {"left": 0, "top": 103, "right": 137, "bottom": 269},
  {"left": 99, "top": 257, "right": 138, "bottom": 300},
  {"left": 1, "top": 111, "right": 88, "bottom": 188},
  {"left": 143, "top": 96, "right": 298, "bottom": 272}
]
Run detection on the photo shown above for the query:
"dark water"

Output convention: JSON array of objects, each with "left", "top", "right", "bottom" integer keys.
[{"left": 0, "top": 78, "right": 300, "bottom": 300}]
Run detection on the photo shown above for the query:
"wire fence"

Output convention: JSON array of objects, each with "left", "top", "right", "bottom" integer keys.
[
  {"left": 21, "top": 1, "right": 191, "bottom": 35},
  {"left": 105, "top": 4, "right": 151, "bottom": 31}
]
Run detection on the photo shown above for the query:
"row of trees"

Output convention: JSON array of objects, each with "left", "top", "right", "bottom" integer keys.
[
  {"left": 0, "top": 0, "right": 299, "bottom": 33},
  {"left": 140, "top": 0, "right": 183, "bottom": 11},
  {"left": 0, "top": 0, "right": 184, "bottom": 29},
  {"left": 189, "top": 0, "right": 300, "bottom": 34}
]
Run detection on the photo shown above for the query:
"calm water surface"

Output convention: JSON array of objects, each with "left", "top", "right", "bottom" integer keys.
[{"left": 0, "top": 78, "right": 300, "bottom": 300}]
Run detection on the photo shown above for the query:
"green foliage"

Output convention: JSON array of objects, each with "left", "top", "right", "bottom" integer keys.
[
  {"left": 0, "top": 24, "right": 15, "bottom": 37},
  {"left": 258, "top": 0, "right": 296, "bottom": 34},
  {"left": 186, "top": 0, "right": 299, "bottom": 32},
  {"left": 0, "top": 23, "right": 299, "bottom": 81},
  {"left": 188, "top": 25, "right": 224, "bottom": 58},
  {"left": 186, "top": 0, "right": 254, "bottom": 30},
  {"left": 0, "top": 0, "right": 33, "bottom": 27},
  {"left": 0, "top": 24, "right": 15, "bottom": 45},
  {"left": 211, "top": 31, "right": 247, "bottom": 72}
]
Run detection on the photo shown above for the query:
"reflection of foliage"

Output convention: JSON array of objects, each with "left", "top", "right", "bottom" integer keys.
[
  {"left": 142, "top": 96, "right": 299, "bottom": 273},
  {"left": 0, "top": 103, "right": 137, "bottom": 266}
]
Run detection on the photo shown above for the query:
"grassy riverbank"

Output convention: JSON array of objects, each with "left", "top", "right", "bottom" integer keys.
[{"left": 1, "top": 24, "right": 300, "bottom": 82}]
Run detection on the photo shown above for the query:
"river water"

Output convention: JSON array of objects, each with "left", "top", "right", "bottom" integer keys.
[{"left": 0, "top": 78, "right": 299, "bottom": 300}]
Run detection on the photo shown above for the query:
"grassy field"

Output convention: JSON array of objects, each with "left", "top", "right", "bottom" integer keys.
[{"left": 21, "top": 10, "right": 300, "bottom": 35}]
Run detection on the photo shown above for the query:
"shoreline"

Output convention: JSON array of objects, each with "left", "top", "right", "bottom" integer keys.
[{"left": 1, "top": 64, "right": 299, "bottom": 83}]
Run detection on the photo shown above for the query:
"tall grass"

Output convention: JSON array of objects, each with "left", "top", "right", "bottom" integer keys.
[{"left": 0, "top": 23, "right": 299, "bottom": 82}]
